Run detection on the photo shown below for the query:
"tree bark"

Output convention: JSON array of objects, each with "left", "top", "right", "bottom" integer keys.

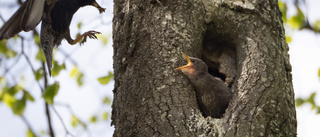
[{"left": 112, "top": 0, "right": 297, "bottom": 136}]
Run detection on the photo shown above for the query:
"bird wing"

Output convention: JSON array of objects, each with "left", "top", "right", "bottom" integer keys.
[
  {"left": 23, "top": 0, "right": 45, "bottom": 31},
  {"left": 0, "top": 0, "right": 45, "bottom": 40}
]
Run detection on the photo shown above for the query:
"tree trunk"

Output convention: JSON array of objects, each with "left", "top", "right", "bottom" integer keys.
[{"left": 112, "top": 0, "right": 297, "bottom": 136}]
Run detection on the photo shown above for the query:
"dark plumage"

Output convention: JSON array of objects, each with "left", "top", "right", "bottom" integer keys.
[
  {"left": 176, "top": 52, "right": 231, "bottom": 118},
  {"left": 0, "top": 0, "right": 105, "bottom": 75}
]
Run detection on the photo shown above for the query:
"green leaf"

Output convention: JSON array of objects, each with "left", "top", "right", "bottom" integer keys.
[
  {"left": 3, "top": 93, "right": 16, "bottom": 107},
  {"left": 0, "top": 41, "right": 17, "bottom": 58},
  {"left": 8, "top": 49, "right": 17, "bottom": 58},
  {"left": 51, "top": 62, "right": 66, "bottom": 76},
  {"left": 278, "top": 1, "right": 287, "bottom": 22},
  {"left": 70, "top": 67, "right": 79, "bottom": 77},
  {"left": 27, "top": 129, "right": 36, "bottom": 137},
  {"left": 0, "top": 40, "right": 8, "bottom": 54},
  {"left": 287, "top": 7, "right": 305, "bottom": 29},
  {"left": 0, "top": 39, "right": 6, "bottom": 47},
  {"left": 0, "top": 90, "right": 4, "bottom": 100},
  {"left": 285, "top": 36, "right": 292, "bottom": 43},
  {"left": 24, "top": 90, "right": 35, "bottom": 102},
  {"left": 77, "top": 73, "right": 84, "bottom": 86},
  {"left": 295, "top": 98, "right": 304, "bottom": 107},
  {"left": 90, "top": 116, "right": 97, "bottom": 123},
  {"left": 71, "top": 115, "right": 80, "bottom": 127},
  {"left": 39, "top": 130, "right": 46, "bottom": 135},
  {"left": 98, "top": 34, "right": 110, "bottom": 45},
  {"left": 33, "top": 35, "right": 41, "bottom": 45},
  {"left": 12, "top": 98, "right": 26, "bottom": 116},
  {"left": 36, "top": 48, "right": 46, "bottom": 62},
  {"left": 314, "top": 20, "right": 320, "bottom": 31},
  {"left": 97, "top": 71, "right": 114, "bottom": 85},
  {"left": 7, "top": 86, "right": 19, "bottom": 95},
  {"left": 77, "top": 22, "right": 82, "bottom": 29},
  {"left": 34, "top": 68, "right": 44, "bottom": 81},
  {"left": 102, "top": 96, "right": 111, "bottom": 105},
  {"left": 102, "top": 112, "right": 108, "bottom": 121},
  {"left": 296, "top": 7, "right": 305, "bottom": 22},
  {"left": 97, "top": 76, "right": 111, "bottom": 85},
  {"left": 306, "top": 92, "right": 316, "bottom": 109},
  {"left": 316, "top": 107, "right": 320, "bottom": 114},
  {"left": 318, "top": 68, "right": 320, "bottom": 78},
  {"left": 70, "top": 67, "right": 84, "bottom": 86},
  {"left": 76, "top": 33, "right": 81, "bottom": 43},
  {"left": 42, "top": 83, "right": 60, "bottom": 104}
]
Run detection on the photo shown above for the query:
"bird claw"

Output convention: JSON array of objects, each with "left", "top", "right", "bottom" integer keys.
[
  {"left": 98, "top": 7, "right": 106, "bottom": 13},
  {"left": 80, "top": 30, "right": 101, "bottom": 45}
]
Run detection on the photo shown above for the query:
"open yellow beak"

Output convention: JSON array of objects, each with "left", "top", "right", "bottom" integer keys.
[{"left": 176, "top": 52, "right": 193, "bottom": 70}]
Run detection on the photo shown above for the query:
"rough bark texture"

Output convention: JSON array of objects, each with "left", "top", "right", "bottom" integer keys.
[{"left": 112, "top": 0, "right": 297, "bottom": 137}]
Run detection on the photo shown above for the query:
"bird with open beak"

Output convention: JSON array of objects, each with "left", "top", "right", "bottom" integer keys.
[
  {"left": 0, "top": 0, "right": 106, "bottom": 76},
  {"left": 176, "top": 52, "right": 231, "bottom": 118}
]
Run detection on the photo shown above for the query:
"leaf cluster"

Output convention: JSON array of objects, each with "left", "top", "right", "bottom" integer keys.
[
  {"left": 296, "top": 92, "right": 320, "bottom": 114},
  {"left": 0, "top": 84, "right": 34, "bottom": 116}
]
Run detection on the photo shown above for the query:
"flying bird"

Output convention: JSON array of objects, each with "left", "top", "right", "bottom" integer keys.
[
  {"left": 0, "top": 0, "right": 106, "bottom": 75},
  {"left": 176, "top": 52, "right": 231, "bottom": 118}
]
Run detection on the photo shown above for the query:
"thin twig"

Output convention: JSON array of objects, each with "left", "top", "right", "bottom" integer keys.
[
  {"left": 21, "top": 38, "right": 44, "bottom": 92},
  {"left": 55, "top": 102, "right": 76, "bottom": 114},
  {"left": 20, "top": 38, "right": 55, "bottom": 136},
  {"left": 22, "top": 49, "right": 44, "bottom": 90},
  {"left": 290, "top": 0, "right": 320, "bottom": 33},
  {"left": 42, "top": 62, "right": 55, "bottom": 137},
  {"left": 0, "top": 14, "right": 5, "bottom": 22},
  {"left": 45, "top": 103, "right": 55, "bottom": 137},
  {"left": 57, "top": 48, "right": 79, "bottom": 65},
  {"left": 55, "top": 102, "right": 92, "bottom": 137},
  {"left": 52, "top": 106, "right": 75, "bottom": 137},
  {"left": 8, "top": 73, "right": 17, "bottom": 84},
  {"left": 21, "top": 116, "right": 38, "bottom": 137},
  {"left": 3, "top": 53, "right": 22, "bottom": 76}
]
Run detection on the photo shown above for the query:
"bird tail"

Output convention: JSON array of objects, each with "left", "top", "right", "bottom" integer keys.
[
  {"left": 43, "top": 47, "right": 53, "bottom": 76},
  {"left": 40, "top": 26, "right": 54, "bottom": 76}
]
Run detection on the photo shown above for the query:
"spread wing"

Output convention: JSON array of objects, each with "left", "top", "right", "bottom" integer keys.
[{"left": 0, "top": 0, "right": 45, "bottom": 40}]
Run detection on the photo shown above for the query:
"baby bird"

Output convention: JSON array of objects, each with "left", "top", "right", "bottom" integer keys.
[{"left": 176, "top": 52, "right": 231, "bottom": 118}]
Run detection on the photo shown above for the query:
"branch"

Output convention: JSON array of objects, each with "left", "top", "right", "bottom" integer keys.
[
  {"left": 55, "top": 102, "right": 92, "bottom": 137},
  {"left": 45, "top": 104, "right": 55, "bottom": 137},
  {"left": 21, "top": 38, "right": 44, "bottom": 92},
  {"left": 2, "top": 53, "right": 22, "bottom": 76},
  {"left": 293, "top": 0, "right": 320, "bottom": 33},
  {"left": 52, "top": 106, "right": 75, "bottom": 137},
  {"left": 0, "top": 14, "right": 4, "bottom": 22},
  {"left": 57, "top": 48, "right": 79, "bottom": 65},
  {"left": 21, "top": 38, "right": 55, "bottom": 136},
  {"left": 42, "top": 62, "right": 55, "bottom": 137},
  {"left": 21, "top": 116, "right": 38, "bottom": 137}
]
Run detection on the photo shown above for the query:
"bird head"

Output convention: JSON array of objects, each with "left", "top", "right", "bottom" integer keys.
[{"left": 176, "top": 52, "right": 208, "bottom": 79}]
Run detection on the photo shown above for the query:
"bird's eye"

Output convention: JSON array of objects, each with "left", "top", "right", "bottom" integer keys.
[{"left": 191, "top": 60, "right": 196, "bottom": 63}]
